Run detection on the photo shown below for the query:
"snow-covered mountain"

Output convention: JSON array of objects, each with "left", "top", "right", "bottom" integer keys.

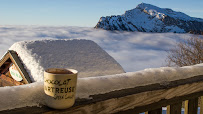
[{"left": 95, "top": 3, "right": 203, "bottom": 33}]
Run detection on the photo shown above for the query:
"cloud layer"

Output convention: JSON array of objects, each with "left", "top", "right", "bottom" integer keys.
[{"left": 0, "top": 25, "right": 196, "bottom": 72}]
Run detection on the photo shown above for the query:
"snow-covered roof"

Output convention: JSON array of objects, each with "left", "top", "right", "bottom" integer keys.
[{"left": 9, "top": 39, "right": 125, "bottom": 82}]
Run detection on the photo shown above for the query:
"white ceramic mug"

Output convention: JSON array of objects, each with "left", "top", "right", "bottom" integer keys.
[{"left": 44, "top": 68, "right": 78, "bottom": 109}]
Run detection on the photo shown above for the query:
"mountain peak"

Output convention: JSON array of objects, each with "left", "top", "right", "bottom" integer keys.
[
  {"left": 95, "top": 3, "right": 203, "bottom": 33},
  {"left": 135, "top": 3, "right": 200, "bottom": 21},
  {"left": 136, "top": 2, "right": 158, "bottom": 9}
]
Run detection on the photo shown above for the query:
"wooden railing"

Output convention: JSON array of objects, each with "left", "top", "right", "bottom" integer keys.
[{"left": 1, "top": 66, "right": 203, "bottom": 114}]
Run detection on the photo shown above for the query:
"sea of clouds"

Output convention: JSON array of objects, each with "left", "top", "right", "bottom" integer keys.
[{"left": 0, "top": 25, "right": 197, "bottom": 72}]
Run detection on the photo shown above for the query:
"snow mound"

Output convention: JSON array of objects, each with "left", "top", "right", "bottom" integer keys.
[
  {"left": 9, "top": 39, "right": 125, "bottom": 82},
  {"left": 76, "top": 63, "right": 203, "bottom": 98}
]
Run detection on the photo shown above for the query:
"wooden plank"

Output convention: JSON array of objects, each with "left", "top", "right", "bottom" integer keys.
[
  {"left": 167, "top": 102, "right": 182, "bottom": 114},
  {"left": 200, "top": 96, "right": 203, "bottom": 114},
  {"left": 0, "top": 52, "right": 10, "bottom": 67},
  {"left": 184, "top": 98, "right": 198, "bottom": 114},
  {"left": 114, "top": 81, "right": 203, "bottom": 114},
  {"left": 0, "top": 74, "right": 23, "bottom": 87},
  {"left": 8, "top": 50, "right": 32, "bottom": 84},
  {"left": 148, "top": 108, "right": 162, "bottom": 114},
  {"left": 0, "top": 106, "right": 51, "bottom": 114}
]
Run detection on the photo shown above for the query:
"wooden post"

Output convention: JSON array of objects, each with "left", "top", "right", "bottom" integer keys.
[
  {"left": 148, "top": 108, "right": 162, "bottom": 114},
  {"left": 200, "top": 96, "right": 203, "bottom": 114},
  {"left": 167, "top": 102, "right": 182, "bottom": 114},
  {"left": 185, "top": 98, "right": 198, "bottom": 114}
]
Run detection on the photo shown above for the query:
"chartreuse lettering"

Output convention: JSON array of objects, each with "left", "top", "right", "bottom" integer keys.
[{"left": 44, "top": 78, "right": 75, "bottom": 100}]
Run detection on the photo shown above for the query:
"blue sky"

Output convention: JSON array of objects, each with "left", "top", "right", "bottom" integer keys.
[{"left": 0, "top": 0, "right": 202, "bottom": 27}]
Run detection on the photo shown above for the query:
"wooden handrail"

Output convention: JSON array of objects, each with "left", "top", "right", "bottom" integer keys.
[{"left": 1, "top": 74, "right": 203, "bottom": 113}]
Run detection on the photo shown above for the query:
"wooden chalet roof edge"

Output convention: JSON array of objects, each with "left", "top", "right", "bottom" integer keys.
[{"left": 0, "top": 50, "right": 32, "bottom": 84}]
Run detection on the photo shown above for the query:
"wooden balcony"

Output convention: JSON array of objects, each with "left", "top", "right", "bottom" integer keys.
[{"left": 0, "top": 72, "right": 203, "bottom": 114}]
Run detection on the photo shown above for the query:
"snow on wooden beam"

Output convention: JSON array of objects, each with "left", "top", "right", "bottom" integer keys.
[
  {"left": 0, "top": 54, "right": 202, "bottom": 113},
  {"left": 1, "top": 74, "right": 203, "bottom": 113}
]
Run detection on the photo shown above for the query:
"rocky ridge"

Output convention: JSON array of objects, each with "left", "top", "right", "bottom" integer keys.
[{"left": 95, "top": 3, "right": 203, "bottom": 33}]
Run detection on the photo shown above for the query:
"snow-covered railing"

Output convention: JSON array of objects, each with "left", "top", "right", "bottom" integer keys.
[{"left": 1, "top": 64, "right": 203, "bottom": 113}]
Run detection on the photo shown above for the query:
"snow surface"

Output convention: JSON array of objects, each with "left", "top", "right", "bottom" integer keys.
[
  {"left": 9, "top": 39, "right": 124, "bottom": 82},
  {"left": 0, "top": 63, "right": 203, "bottom": 111}
]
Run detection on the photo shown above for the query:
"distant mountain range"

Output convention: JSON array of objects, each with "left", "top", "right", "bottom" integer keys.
[{"left": 95, "top": 3, "right": 203, "bottom": 33}]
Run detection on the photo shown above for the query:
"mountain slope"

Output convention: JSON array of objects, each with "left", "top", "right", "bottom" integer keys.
[{"left": 95, "top": 3, "right": 203, "bottom": 33}]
